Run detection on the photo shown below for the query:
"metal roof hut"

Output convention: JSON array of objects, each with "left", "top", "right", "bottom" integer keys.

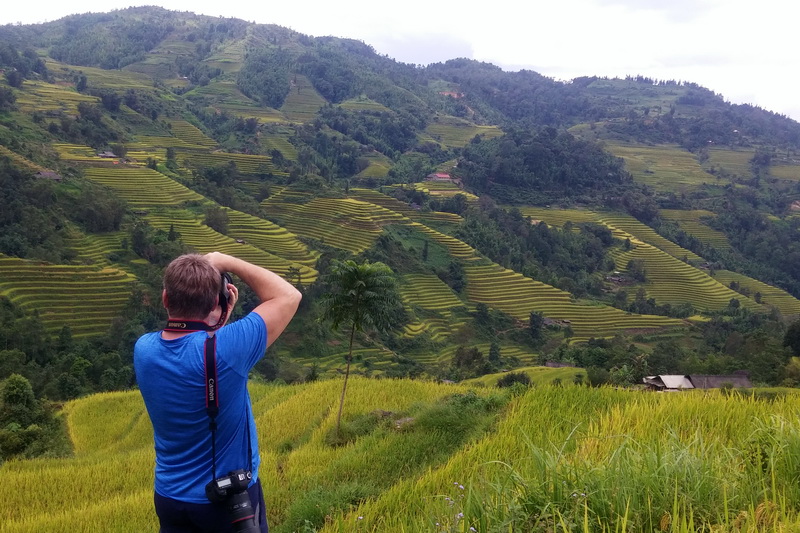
[
  {"left": 643, "top": 375, "right": 694, "bottom": 391},
  {"left": 688, "top": 374, "right": 752, "bottom": 389}
]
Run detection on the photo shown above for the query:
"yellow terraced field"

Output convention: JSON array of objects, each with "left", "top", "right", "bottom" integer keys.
[
  {"left": 15, "top": 81, "right": 100, "bottom": 114},
  {"left": 400, "top": 274, "right": 465, "bottom": 311},
  {"left": 713, "top": 270, "right": 800, "bottom": 316},
  {"left": 83, "top": 167, "right": 205, "bottom": 207},
  {"left": 167, "top": 119, "right": 217, "bottom": 148},
  {"left": 145, "top": 209, "right": 317, "bottom": 283},
  {"left": 464, "top": 263, "right": 682, "bottom": 341},
  {"left": 0, "top": 254, "right": 136, "bottom": 337},
  {"left": 63, "top": 230, "right": 128, "bottom": 267},
  {"left": 223, "top": 208, "right": 319, "bottom": 269},
  {"left": 613, "top": 243, "right": 760, "bottom": 312}
]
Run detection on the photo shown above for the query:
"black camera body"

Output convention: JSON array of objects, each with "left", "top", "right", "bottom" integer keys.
[{"left": 205, "top": 469, "right": 259, "bottom": 532}]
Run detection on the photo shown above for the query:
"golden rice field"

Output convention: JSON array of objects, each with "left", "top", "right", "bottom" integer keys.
[
  {"left": 144, "top": 209, "right": 317, "bottom": 284},
  {"left": 612, "top": 242, "right": 760, "bottom": 312},
  {"left": 660, "top": 209, "right": 732, "bottom": 250},
  {"left": 706, "top": 147, "right": 755, "bottom": 178},
  {"left": 261, "top": 196, "right": 396, "bottom": 254},
  {"left": 63, "top": 229, "right": 128, "bottom": 267},
  {"left": 167, "top": 119, "right": 218, "bottom": 149},
  {"left": 409, "top": 180, "right": 479, "bottom": 202},
  {"left": 280, "top": 75, "right": 327, "bottom": 123},
  {"left": 605, "top": 142, "right": 726, "bottom": 192},
  {"left": 82, "top": 166, "right": 205, "bottom": 208},
  {"left": 46, "top": 59, "right": 156, "bottom": 92},
  {"left": 349, "top": 188, "right": 465, "bottom": 225},
  {"left": 424, "top": 114, "right": 504, "bottom": 148},
  {"left": 0, "top": 254, "right": 136, "bottom": 337},
  {"left": 461, "top": 365, "right": 586, "bottom": 387},
  {"left": 189, "top": 81, "right": 286, "bottom": 123},
  {"left": 464, "top": 263, "right": 683, "bottom": 342},
  {"left": 15, "top": 80, "right": 100, "bottom": 115},
  {"left": 354, "top": 152, "right": 392, "bottom": 180},
  {"left": 712, "top": 270, "right": 800, "bottom": 317},
  {"left": 6, "top": 383, "right": 800, "bottom": 532}
]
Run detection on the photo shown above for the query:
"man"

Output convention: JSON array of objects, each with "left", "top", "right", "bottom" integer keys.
[{"left": 135, "top": 252, "right": 301, "bottom": 532}]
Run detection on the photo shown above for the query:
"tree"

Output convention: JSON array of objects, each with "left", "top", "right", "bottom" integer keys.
[
  {"left": 784, "top": 319, "right": 800, "bottom": 356},
  {"left": 529, "top": 311, "right": 544, "bottom": 340},
  {"left": 320, "top": 260, "right": 401, "bottom": 435}
]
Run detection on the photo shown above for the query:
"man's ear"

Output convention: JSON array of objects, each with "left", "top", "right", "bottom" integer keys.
[{"left": 162, "top": 289, "right": 168, "bottom": 310}]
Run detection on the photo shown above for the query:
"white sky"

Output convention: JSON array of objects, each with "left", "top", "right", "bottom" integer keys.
[{"left": 4, "top": 0, "right": 799, "bottom": 120}]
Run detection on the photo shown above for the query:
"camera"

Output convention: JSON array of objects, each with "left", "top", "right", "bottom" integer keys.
[{"left": 205, "top": 469, "right": 259, "bottom": 532}]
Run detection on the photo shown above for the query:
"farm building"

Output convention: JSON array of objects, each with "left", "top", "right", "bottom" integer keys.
[
  {"left": 426, "top": 172, "right": 452, "bottom": 181},
  {"left": 643, "top": 373, "right": 752, "bottom": 391}
]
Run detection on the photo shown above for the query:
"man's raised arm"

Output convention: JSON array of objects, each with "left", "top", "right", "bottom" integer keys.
[{"left": 205, "top": 252, "right": 302, "bottom": 346}]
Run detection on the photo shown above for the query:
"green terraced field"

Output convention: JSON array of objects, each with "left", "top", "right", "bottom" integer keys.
[
  {"left": 339, "top": 96, "right": 391, "bottom": 112},
  {"left": 0, "top": 254, "right": 136, "bottom": 337},
  {"left": 189, "top": 81, "right": 285, "bottom": 123},
  {"left": 354, "top": 152, "right": 392, "bottom": 180},
  {"left": 145, "top": 209, "right": 317, "bottom": 283},
  {"left": 15, "top": 81, "right": 99, "bottom": 114},
  {"left": 705, "top": 147, "right": 754, "bottom": 178},
  {"left": 400, "top": 274, "right": 465, "bottom": 311},
  {"left": 167, "top": 119, "right": 217, "bottom": 148},
  {"left": 83, "top": 167, "right": 205, "bottom": 207},
  {"left": 712, "top": 270, "right": 800, "bottom": 316},
  {"left": 464, "top": 263, "right": 683, "bottom": 342},
  {"left": 64, "top": 230, "right": 128, "bottom": 267},
  {"left": 47, "top": 59, "right": 156, "bottom": 91},
  {"left": 204, "top": 39, "right": 247, "bottom": 73},
  {"left": 424, "top": 114, "right": 504, "bottom": 148},
  {"left": 515, "top": 207, "right": 600, "bottom": 226},
  {"left": 53, "top": 143, "right": 110, "bottom": 163},
  {"left": 613, "top": 243, "right": 760, "bottom": 312},
  {"left": 771, "top": 164, "right": 800, "bottom": 181},
  {"left": 606, "top": 142, "right": 726, "bottom": 191},
  {"left": 178, "top": 151, "right": 280, "bottom": 175},
  {"left": 280, "top": 74, "right": 327, "bottom": 123},
  {"left": 261, "top": 130, "right": 298, "bottom": 161},
  {"left": 659, "top": 209, "right": 731, "bottom": 250},
  {"left": 0, "top": 145, "right": 47, "bottom": 173}
]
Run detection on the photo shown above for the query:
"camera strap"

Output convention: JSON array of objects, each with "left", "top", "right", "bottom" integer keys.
[
  {"left": 204, "top": 335, "right": 220, "bottom": 481},
  {"left": 203, "top": 334, "right": 254, "bottom": 483}
]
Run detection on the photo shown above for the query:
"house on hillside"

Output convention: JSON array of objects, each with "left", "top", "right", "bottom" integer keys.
[
  {"left": 643, "top": 373, "right": 752, "bottom": 391},
  {"left": 426, "top": 172, "right": 452, "bottom": 181},
  {"left": 97, "top": 151, "right": 118, "bottom": 158},
  {"left": 35, "top": 171, "right": 63, "bottom": 182}
]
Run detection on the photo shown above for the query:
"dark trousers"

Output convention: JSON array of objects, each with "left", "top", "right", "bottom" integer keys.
[{"left": 154, "top": 479, "right": 269, "bottom": 533}]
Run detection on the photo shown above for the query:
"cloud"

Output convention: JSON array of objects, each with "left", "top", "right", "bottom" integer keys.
[{"left": 369, "top": 33, "right": 474, "bottom": 66}]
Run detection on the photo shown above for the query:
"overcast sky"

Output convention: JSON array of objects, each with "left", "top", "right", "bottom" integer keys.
[{"left": 4, "top": 0, "right": 799, "bottom": 120}]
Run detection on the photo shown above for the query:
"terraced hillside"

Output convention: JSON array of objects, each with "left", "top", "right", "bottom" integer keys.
[
  {"left": 82, "top": 166, "right": 206, "bottom": 208},
  {"left": 712, "top": 270, "right": 800, "bottom": 316},
  {"left": 605, "top": 142, "right": 725, "bottom": 191},
  {"left": 611, "top": 243, "right": 760, "bottom": 312},
  {"left": 15, "top": 80, "right": 99, "bottom": 115},
  {"left": 0, "top": 254, "right": 136, "bottom": 337},
  {"left": 464, "top": 263, "right": 683, "bottom": 342},
  {"left": 280, "top": 74, "right": 327, "bottom": 123},
  {"left": 660, "top": 209, "right": 732, "bottom": 250},
  {"left": 261, "top": 195, "right": 392, "bottom": 254},
  {"left": 424, "top": 114, "right": 504, "bottom": 148},
  {"left": 145, "top": 209, "right": 317, "bottom": 283},
  {"left": 399, "top": 274, "right": 469, "bottom": 342}
]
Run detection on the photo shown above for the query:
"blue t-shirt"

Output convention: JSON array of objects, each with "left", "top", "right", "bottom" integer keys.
[{"left": 134, "top": 312, "right": 267, "bottom": 503}]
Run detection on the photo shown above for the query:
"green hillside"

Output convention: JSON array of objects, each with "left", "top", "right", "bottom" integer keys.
[{"left": 1, "top": 5, "right": 800, "bottom": 408}]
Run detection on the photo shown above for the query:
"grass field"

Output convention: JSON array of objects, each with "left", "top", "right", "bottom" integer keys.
[
  {"left": 461, "top": 365, "right": 585, "bottom": 387},
  {"left": 6, "top": 383, "right": 800, "bottom": 532}
]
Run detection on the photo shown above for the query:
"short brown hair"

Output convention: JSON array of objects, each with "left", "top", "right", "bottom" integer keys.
[{"left": 163, "top": 254, "right": 221, "bottom": 319}]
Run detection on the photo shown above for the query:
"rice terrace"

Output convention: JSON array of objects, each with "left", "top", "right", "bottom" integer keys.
[{"left": 3, "top": 5, "right": 800, "bottom": 533}]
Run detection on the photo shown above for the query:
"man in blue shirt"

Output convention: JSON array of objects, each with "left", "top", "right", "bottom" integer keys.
[{"left": 135, "top": 252, "right": 301, "bottom": 532}]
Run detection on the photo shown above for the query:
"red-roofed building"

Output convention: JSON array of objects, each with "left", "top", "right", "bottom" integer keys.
[{"left": 426, "top": 172, "right": 452, "bottom": 181}]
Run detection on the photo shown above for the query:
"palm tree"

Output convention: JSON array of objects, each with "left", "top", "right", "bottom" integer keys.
[{"left": 321, "top": 259, "right": 401, "bottom": 435}]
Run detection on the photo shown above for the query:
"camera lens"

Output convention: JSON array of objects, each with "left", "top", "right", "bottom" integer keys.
[{"left": 226, "top": 491, "right": 260, "bottom": 533}]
